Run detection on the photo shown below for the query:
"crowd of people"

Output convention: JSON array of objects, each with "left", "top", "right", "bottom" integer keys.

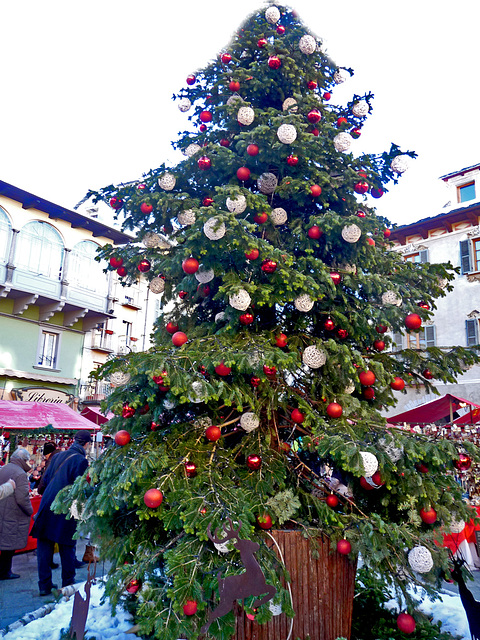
[{"left": 0, "top": 430, "right": 95, "bottom": 595}]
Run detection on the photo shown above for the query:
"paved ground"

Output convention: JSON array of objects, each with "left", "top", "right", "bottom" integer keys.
[{"left": 0, "top": 538, "right": 109, "bottom": 631}]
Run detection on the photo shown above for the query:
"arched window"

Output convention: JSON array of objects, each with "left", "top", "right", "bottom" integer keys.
[
  {"left": 0, "top": 207, "right": 12, "bottom": 265},
  {"left": 15, "top": 221, "right": 64, "bottom": 279},
  {"left": 69, "top": 240, "right": 107, "bottom": 294}
]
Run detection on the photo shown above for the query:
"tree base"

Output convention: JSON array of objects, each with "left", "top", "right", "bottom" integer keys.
[{"left": 234, "top": 530, "right": 357, "bottom": 640}]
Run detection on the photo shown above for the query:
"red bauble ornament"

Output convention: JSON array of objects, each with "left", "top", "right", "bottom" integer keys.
[
  {"left": 197, "top": 284, "right": 210, "bottom": 297},
  {"left": 221, "top": 52, "right": 232, "bottom": 64},
  {"left": 326, "top": 494, "right": 339, "bottom": 508},
  {"left": 354, "top": 181, "right": 369, "bottom": 195},
  {"left": 370, "top": 187, "right": 384, "bottom": 199},
  {"left": 311, "top": 128, "right": 319, "bottom": 136},
  {"left": 324, "top": 318, "right": 335, "bottom": 331},
  {"left": 247, "top": 454, "right": 262, "bottom": 470},
  {"left": 324, "top": 92, "right": 331, "bottom": 100},
  {"left": 122, "top": 405, "right": 135, "bottom": 418},
  {"left": 220, "top": 138, "right": 230, "bottom": 147},
  {"left": 351, "top": 128, "right": 361, "bottom": 139},
  {"left": 198, "top": 156, "right": 212, "bottom": 170},
  {"left": 268, "top": 56, "right": 281, "bottom": 69},
  {"left": 183, "top": 600, "right": 198, "bottom": 616},
  {"left": 185, "top": 461, "right": 197, "bottom": 478},
  {"left": 109, "top": 197, "right": 123, "bottom": 210},
  {"left": 390, "top": 377, "right": 405, "bottom": 391},
  {"left": 397, "top": 613, "right": 416, "bottom": 634},
  {"left": 240, "top": 313, "right": 254, "bottom": 325},
  {"left": 359, "top": 370, "right": 376, "bottom": 386},
  {"left": 126, "top": 579, "right": 141, "bottom": 594},
  {"left": 114, "top": 430, "right": 131, "bottom": 446},
  {"left": 326, "top": 402, "right": 343, "bottom": 418},
  {"left": 247, "top": 143, "right": 259, "bottom": 156},
  {"left": 263, "top": 365, "right": 277, "bottom": 378},
  {"left": 237, "top": 167, "right": 251, "bottom": 181},
  {"left": 418, "top": 301, "right": 430, "bottom": 310},
  {"left": 261, "top": 259, "right": 277, "bottom": 273},
  {"left": 276, "top": 24, "right": 285, "bottom": 34},
  {"left": 140, "top": 202, "right": 153, "bottom": 214},
  {"left": 336, "top": 539, "right": 351, "bottom": 555},
  {"left": 310, "top": 184, "right": 322, "bottom": 197},
  {"left": 182, "top": 257, "right": 199, "bottom": 274},
  {"left": 336, "top": 116, "right": 348, "bottom": 127},
  {"left": 257, "top": 38, "right": 267, "bottom": 48},
  {"left": 245, "top": 248, "right": 259, "bottom": 260},
  {"left": 363, "top": 387, "right": 375, "bottom": 400},
  {"left": 166, "top": 322, "right": 178, "bottom": 334},
  {"left": 205, "top": 425, "right": 222, "bottom": 442},
  {"left": 117, "top": 266, "right": 127, "bottom": 277},
  {"left": 250, "top": 376, "right": 261, "bottom": 387},
  {"left": 229, "top": 80, "right": 240, "bottom": 92},
  {"left": 454, "top": 453, "right": 472, "bottom": 471},
  {"left": 305, "top": 227, "right": 322, "bottom": 243},
  {"left": 337, "top": 329, "right": 348, "bottom": 339},
  {"left": 199, "top": 110, "right": 212, "bottom": 123},
  {"left": 360, "top": 476, "right": 374, "bottom": 491},
  {"left": 202, "top": 197, "right": 214, "bottom": 207},
  {"left": 275, "top": 333, "right": 288, "bottom": 347},
  {"left": 367, "top": 238, "right": 376, "bottom": 247},
  {"left": 137, "top": 259, "right": 151, "bottom": 273},
  {"left": 376, "top": 325, "right": 388, "bottom": 334},
  {"left": 307, "top": 80, "right": 318, "bottom": 90},
  {"left": 416, "top": 462, "right": 429, "bottom": 473},
  {"left": 257, "top": 513, "right": 273, "bottom": 529},
  {"left": 178, "top": 291, "right": 188, "bottom": 299},
  {"left": 384, "top": 228, "right": 391, "bottom": 238},
  {"left": 254, "top": 212, "right": 268, "bottom": 224},
  {"left": 291, "top": 409, "right": 305, "bottom": 424},
  {"left": 330, "top": 272, "right": 341, "bottom": 285},
  {"left": 144, "top": 488, "right": 163, "bottom": 508},
  {"left": 371, "top": 471, "right": 383, "bottom": 486},
  {"left": 287, "top": 154, "right": 299, "bottom": 166},
  {"left": 373, "top": 339, "right": 385, "bottom": 351},
  {"left": 109, "top": 256, "right": 123, "bottom": 269},
  {"left": 186, "top": 75, "right": 196, "bottom": 85},
  {"left": 356, "top": 210, "right": 366, "bottom": 218},
  {"left": 422, "top": 368, "right": 434, "bottom": 380},
  {"left": 215, "top": 362, "right": 231, "bottom": 376},
  {"left": 199, "top": 124, "right": 207, "bottom": 132},
  {"left": 420, "top": 507, "right": 437, "bottom": 524},
  {"left": 405, "top": 313, "right": 422, "bottom": 330},
  {"left": 172, "top": 331, "right": 188, "bottom": 347},
  {"left": 307, "top": 109, "right": 322, "bottom": 123}
]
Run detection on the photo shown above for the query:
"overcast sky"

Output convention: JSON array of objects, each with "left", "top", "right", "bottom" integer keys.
[{"left": 1, "top": 0, "right": 479, "bottom": 227}]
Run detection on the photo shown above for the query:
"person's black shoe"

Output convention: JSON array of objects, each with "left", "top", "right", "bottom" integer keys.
[
  {"left": 50, "top": 562, "right": 59, "bottom": 569},
  {"left": 0, "top": 572, "right": 20, "bottom": 580},
  {"left": 39, "top": 583, "right": 58, "bottom": 596},
  {"left": 74, "top": 558, "right": 87, "bottom": 568}
]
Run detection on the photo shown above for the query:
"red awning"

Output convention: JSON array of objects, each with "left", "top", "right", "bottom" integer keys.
[
  {"left": 388, "top": 394, "right": 480, "bottom": 425},
  {"left": 80, "top": 405, "right": 114, "bottom": 426},
  {"left": 0, "top": 401, "right": 99, "bottom": 430}
]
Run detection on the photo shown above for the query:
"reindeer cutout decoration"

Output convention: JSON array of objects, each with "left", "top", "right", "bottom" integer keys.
[
  {"left": 200, "top": 518, "right": 276, "bottom": 635},
  {"left": 69, "top": 559, "right": 97, "bottom": 640}
]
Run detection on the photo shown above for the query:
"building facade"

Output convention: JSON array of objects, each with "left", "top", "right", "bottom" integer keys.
[
  {"left": 386, "top": 163, "right": 480, "bottom": 416},
  {"left": 0, "top": 181, "right": 161, "bottom": 412}
]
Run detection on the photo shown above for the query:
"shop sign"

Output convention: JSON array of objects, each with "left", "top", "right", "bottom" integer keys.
[{"left": 11, "top": 387, "right": 74, "bottom": 405}]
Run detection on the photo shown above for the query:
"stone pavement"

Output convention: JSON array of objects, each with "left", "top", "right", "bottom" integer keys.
[{"left": 0, "top": 538, "right": 110, "bottom": 632}]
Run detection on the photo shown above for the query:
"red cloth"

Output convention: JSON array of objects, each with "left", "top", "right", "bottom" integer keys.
[
  {"left": 0, "top": 400, "right": 99, "bottom": 430},
  {"left": 389, "top": 394, "right": 480, "bottom": 425},
  {"left": 15, "top": 495, "right": 41, "bottom": 553},
  {"left": 442, "top": 506, "right": 480, "bottom": 551}
]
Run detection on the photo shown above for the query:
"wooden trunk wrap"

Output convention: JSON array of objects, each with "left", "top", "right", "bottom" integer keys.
[{"left": 234, "top": 530, "right": 357, "bottom": 640}]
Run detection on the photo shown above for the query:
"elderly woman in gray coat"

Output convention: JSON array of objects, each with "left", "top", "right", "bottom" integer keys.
[{"left": 0, "top": 449, "right": 33, "bottom": 579}]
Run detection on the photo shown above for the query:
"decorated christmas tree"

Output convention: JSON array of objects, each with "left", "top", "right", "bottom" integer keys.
[{"left": 62, "top": 4, "right": 480, "bottom": 639}]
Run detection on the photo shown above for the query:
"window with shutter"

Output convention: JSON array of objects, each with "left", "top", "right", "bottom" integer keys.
[
  {"left": 460, "top": 240, "right": 472, "bottom": 274},
  {"left": 425, "top": 325, "right": 436, "bottom": 347},
  {"left": 466, "top": 319, "right": 478, "bottom": 346},
  {"left": 405, "top": 250, "right": 429, "bottom": 263},
  {"left": 391, "top": 332, "right": 403, "bottom": 352}
]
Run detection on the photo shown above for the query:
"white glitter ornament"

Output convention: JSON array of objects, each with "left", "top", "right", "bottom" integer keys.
[
  {"left": 142, "top": 232, "right": 161, "bottom": 248},
  {"left": 379, "top": 438, "right": 403, "bottom": 462},
  {"left": 195, "top": 266, "right": 215, "bottom": 284},
  {"left": 449, "top": 517, "right": 466, "bottom": 534},
  {"left": 214, "top": 540, "right": 233, "bottom": 554},
  {"left": 178, "top": 98, "right": 192, "bottom": 112},
  {"left": 164, "top": 400, "right": 176, "bottom": 410},
  {"left": 189, "top": 381, "right": 207, "bottom": 404},
  {"left": 158, "top": 173, "right": 176, "bottom": 191},
  {"left": 360, "top": 451, "right": 378, "bottom": 478},
  {"left": 341, "top": 224, "right": 362, "bottom": 243},
  {"left": 282, "top": 97, "right": 298, "bottom": 112},
  {"left": 344, "top": 382, "right": 355, "bottom": 395},
  {"left": 268, "top": 601, "right": 283, "bottom": 616},
  {"left": 227, "top": 94, "right": 244, "bottom": 107},
  {"left": 258, "top": 172, "right": 278, "bottom": 194},
  {"left": 277, "top": 124, "right": 297, "bottom": 144},
  {"left": 302, "top": 345, "right": 327, "bottom": 369},
  {"left": 408, "top": 546, "right": 433, "bottom": 574},
  {"left": 390, "top": 155, "right": 410, "bottom": 174},
  {"left": 270, "top": 207, "right": 288, "bottom": 225},
  {"left": 110, "top": 371, "right": 131, "bottom": 387},
  {"left": 229, "top": 289, "right": 251, "bottom": 311},
  {"left": 240, "top": 412, "right": 260, "bottom": 433},
  {"left": 351, "top": 100, "right": 369, "bottom": 117},
  {"left": 237, "top": 106, "right": 255, "bottom": 125},
  {"left": 184, "top": 143, "right": 202, "bottom": 158},
  {"left": 265, "top": 6, "right": 281, "bottom": 23},
  {"left": 215, "top": 312, "right": 226, "bottom": 323},
  {"left": 203, "top": 217, "right": 226, "bottom": 240},
  {"left": 149, "top": 277, "right": 165, "bottom": 294},
  {"left": 294, "top": 294, "right": 314, "bottom": 312},
  {"left": 334, "top": 69, "right": 349, "bottom": 84},
  {"left": 226, "top": 194, "right": 247, "bottom": 214},
  {"left": 334, "top": 132, "right": 353, "bottom": 152},
  {"left": 177, "top": 209, "right": 196, "bottom": 226},
  {"left": 343, "top": 263, "right": 357, "bottom": 275},
  {"left": 382, "top": 290, "right": 402, "bottom": 306},
  {"left": 299, "top": 34, "right": 316, "bottom": 55}
]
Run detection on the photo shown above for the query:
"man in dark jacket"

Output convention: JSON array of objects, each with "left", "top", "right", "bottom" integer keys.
[
  {"left": 0, "top": 448, "right": 34, "bottom": 579},
  {"left": 31, "top": 430, "right": 91, "bottom": 595}
]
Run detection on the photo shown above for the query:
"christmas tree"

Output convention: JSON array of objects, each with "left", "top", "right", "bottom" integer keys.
[{"left": 61, "top": 4, "right": 480, "bottom": 639}]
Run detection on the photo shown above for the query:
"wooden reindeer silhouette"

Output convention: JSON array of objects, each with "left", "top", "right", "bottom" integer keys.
[
  {"left": 69, "top": 559, "right": 97, "bottom": 639},
  {"left": 200, "top": 518, "right": 276, "bottom": 635},
  {"left": 450, "top": 554, "right": 480, "bottom": 640}
]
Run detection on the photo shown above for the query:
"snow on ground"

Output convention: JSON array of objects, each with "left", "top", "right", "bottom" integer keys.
[{"left": 0, "top": 580, "right": 472, "bottom": 640}]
